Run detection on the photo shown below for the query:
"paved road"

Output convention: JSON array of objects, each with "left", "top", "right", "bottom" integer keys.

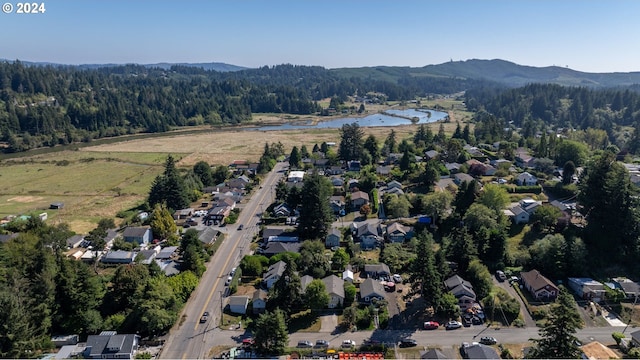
[{"left": 160, "top": 162, "right": 286, "bottom": 360}]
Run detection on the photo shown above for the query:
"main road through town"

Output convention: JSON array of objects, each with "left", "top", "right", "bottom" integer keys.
[{"left": 160, "top": 162, "right": 287, "bottom": 360}]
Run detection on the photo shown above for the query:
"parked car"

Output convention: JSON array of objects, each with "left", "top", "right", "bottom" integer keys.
[
  {"left": 230, "top": 267, "right": 237, "bottom": 276},
  {"left": 399, "top": 338, "right": 417, "bottom": 348},
  {"left": 480, "top": 337, "right": 497, "bottom": 345},
  {"left": 423, "top": 321, "right": 439, "bottom": 330},
  {"left": 237, "top": 224, "right": 244, "bottom": 230},
  {"left": 392, "top": 274, "right": 402, "bottom": 283},
  {"left": 314, "top": 340, "right": 329, "bottom": 348},
  {"left": 225, "top": 276, "right": 233, "bottom": 286},
  {"left": 496, "top": 270, "right": 507, "bottom": 281},
  {"left": 445, "top": 320, "right": 463, "bottom": 330},
  {"left": 341, "top": 340, "right": 356, "bottom": 349},
  {"left": 242, "top": 338, "right": 255, "bottom": 347},
  {"left": 199, "top": 311, "right": 209, "bottom": 323},
  {"left": 297, "top": 340, "right": 313, "bottom": 348}
]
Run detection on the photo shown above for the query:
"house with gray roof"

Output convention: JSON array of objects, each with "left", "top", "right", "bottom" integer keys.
[
  {"left": 198, "top": 227, "right": 219, "bottom": 245},
  {"left": 385, "top": 222, "right": 412, "bottom": 243},
  {"left": 351, "top": 191, "right": 370, "bottom": 210},
  {"left": 453, "top": 173, "right": 475, "bottom": 185},
  {"left": 323, "top": 274, "right": 345, "bottom": 308},
  {"left": 568, "top": 277, "right": 606, "bottom": 301},
  {"left": 444, "top": 275, "right": 477, "bottom": 310},
  {"left": 228, "top": 295, "right": 249, "bottom": 315},
  {"left": 356, "top": 222, "right": 380, "bottom": 249},
  {"left": 326, "top": 228, "right": 341, "bottom": 248},
  {"left": 83, "top": 332, "right": 139, "bottom": 359},
  {"left": 263, "top": 260, "right": 286, "bottom": 289},
  {"left": 156, "top": 246, "right": 178, "bottom": 260},
  {"left": 464, "top": 343, "right": 500, "bottom": 359},
  {"left": 101, "top": 250, "right": 135, "bottom": 264},
  {"left": 300, "top": 275, "right": 314, "bottom": 293},
  {"left": 122, "top": 226, "right": 152, "bottom": 245},
  {"left": 66, "top": 234, "right": 85, "bottom": 248},
  {"left": 364, "top": 263, "right": 391, "bottom": 279},
  {"left": 420, "top": 348, "right": 448, "bottom": 359},
  {"left": 262, "top": 242, "right": 301, "bottom": 257},
  {"left": 252, "top": 289, "right": 268, "bottom": 314},
  {"left": 359, "top": 278, "right": 386, "bottom": 304},
  {"left": 613, "top": 277, "right": 640, "bottom": 299}
]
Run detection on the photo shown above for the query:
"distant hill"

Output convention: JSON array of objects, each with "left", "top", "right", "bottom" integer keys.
[
  {"left": 332, "top": 59, "right": 640, "bottom": 88},
  {"left": 0, "top": 59, "right": 249, "bottom": 72}
]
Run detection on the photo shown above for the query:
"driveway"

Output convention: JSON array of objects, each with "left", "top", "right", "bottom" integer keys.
[
  {"left": 493, "top": 277, "right": 537, "bottom": 328},
  {"left": 319, "top": 314, "right": 338, "bottom": 332}
]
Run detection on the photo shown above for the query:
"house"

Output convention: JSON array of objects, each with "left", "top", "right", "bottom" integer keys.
[
  {"left": 262, "top": 242, "right": 301, "bottom": 257},
  {"left": 348, "top": 160, "right": 361, "bottom": 172},
  {"left": 376, "top": 165, "right": 392, "bottom": 176},
  {"left": 51, "top": 334, "right": 79, "bottom": 347},
  {"left": 464, "top": 343, "right": 500, "bottom": 359},
  {"left": 197, "top": 227, "right": 219, "bottom": 245},
  {"left": 516, "top": 172, "right": 538, "bottom": 186},
  {"left": 261, "top": 227, "right": 296, "bottom": 242},
  {"left": 506, "top": 205, "right": 530, "bottom": 224},
  {"left": 386, "top": 187, "right": 405, "bottom": 196},
  {"left": 101, "top": 250, "right": 135, "bottom": 264},
  {"left": 206, "top": 206, "right": 231, "bottom": 224},
  {"left": 515, "top": 148, "right": 535, "bottom": 168},
  {"left": 347, "top": 179, "right": 360, "bottom": 190},
  {"left": 322, "top": 275, "right": 345, "bottom": 308},
  {"left": 122, "top": 226, "right": 152, "bottom": 245},
  {"left": 288, "top": 171, "right": 305, "bottom": 182},
  {"left": 424, "top": 150, "right": 440, "bottom": 160},
  {"left": 453, "top": 173, "right": 475, "bottom": 185},
  {"left": 568, "top": 278, "right": 606, "bottom": 301},
  {"left": 420, "top": 349, "right": 448, "bottom": 359},
  {"left": 173, "top": 208, "right": 194, "bottom": 220},
  {"left": 330, "top": 176, "right": 345, "bottom": 187},
  {"left": 83, "top": 332, "right": 140, "bottom": 359},
  {"left": 445, "top": 162, "right": 462, "bottom": 174},
  {"left": 580, "top": 341, "right": 620, "bottom": 360},
  {"left": 228, "top": 175, "right": 250, "bottom": 189},
  {"left": 444, "top": 275, "right": 477, "bottom": 310},
  {"left": 385, "top": 222, "right": 412, "bottom": 243},
  {"left": 136, "top": 249, "right": 157, "bottom": 265},
  {"left": 359, "top": 278, "right": 386, "bottom": 304},
  {"left": 613, "top": 277, "right": 640, "bottom": 299},
  {"left": 631, "top": 329, "right": 640, "bottom": 347},
  {"left": 228, "top": 296, "right": 249, "bottom": 315},
  {"left": 386, "top": 153, "right": 403, "bottom": 164},
  {"left": 351, "top": 191, "right": 370, "bottom": 209},
  {"left": 387, "top": 180, "right": 403, "bottom": 190},
  {"left": 326, "top": 228, "right": 341, "bottom": 248},
  {"left": 328, "top": 166, "right": 344, "bottom": 175},
  {"left": 364, "top": 263, "right": 391, "bottom": 279},
  {"left": 330, "top": 196, "right": 346, "bottom": 214},
  {"left": 156, "top": 246, "right": 178, "bottom": 260},
  {"left": 356, "top": 222, "right": 381, "bottom": 249},
  {"left": 273, "top": 203, "right": 293, "bottom": 217},
  {"left": 263, "top": 261, "right": 286, "bottom": 289},
  {"left": 300, "top": 275, "right": 314, "bottom": 293},
  {"left": 66, "top": 234, "right": 85, "bottom": 248},
  {"left": 216, "top": 197, "right": 236, "bottom": 210},
  {"left": 520, "top": 269, "right": 559, "bottom": 301},
  {"left": 252, "top": 289, "right": 268, "bottom": 314}
]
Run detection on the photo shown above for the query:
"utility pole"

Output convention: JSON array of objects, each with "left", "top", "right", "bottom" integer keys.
[{"left": 220, "top": 290, "right": 224, "bottom": 327}]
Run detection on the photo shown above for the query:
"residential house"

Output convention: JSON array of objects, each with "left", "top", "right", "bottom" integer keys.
[
  {"left": 300, "top": 275, "right": 314, "bottom": 293},
  {"left": 386, "top": 153, "right": 403, "bottom": 165},
  {"left": 464, "top": 145, "right": 485, "bottom": 158},
  {"left": 323, "top": 275, "right": 345, "bottom": 308},
  {"left": 376, "top": 165, "right": 392, "bottom": 176},
  {"left": 351, "top": 191, "right": 370, "bottom": 210},
  {"left": 228, "top": 296, "right": 249, "bottom": 315},
  {"left": 386, "top": 187, "right": 405, "bottom": 195},
  {"left": 515, "top": 148, "right": 535, "bottom": 168},
  {"left": 463, "top": 344, "right": 500, "bottom": 359},
  {"left": 263, "top": 261, "right": 286, "bottom": 289},
  {"left": 453, "top": 173, "right": 475, "bottom": 185},
  {"left": 66, "top": 234, "right": 85, "bottom": 249},
  {"left": 424, "top": 150, "right": 440, "bottom": 160},
  {"left": 216, "top": 197, "right": 236, "bottom": 210},
  {"left": 613, "top": 277, "right": 640, "bottom": 299},
  {"left": 364, "top": 263, "right": 391, "bottom": 279},
  {"left": 356, "top": 222, "right": 381, "bottom": 249},
  {"left": 516, "top": 172, "right": 538, "bottom": 186},
  {"left": 326, "top": 228, "right": 342, "bottom": 248},
  {"left": 631, "top": 329, "right": 640, "bottom": 347},
  {"left": 520, "top": 269, "right": 559, "bottom": 301},
  {"left": 156, "top": 246, "right": 178, "bottom": 260},
  {"left": 261, "top": 227, "right": 296, "bottom": 242},
  {"left": 136, "top": 250, "right": 157, "bottom": 265},
  {"left": 580, "top": 341, "right": 620, "bottom": 360},
  {"left": 330, "top": 176, "right": 345, "bottom": 187},
  {"left": 505, "top": 198, "right": 542, "bottom": 224},
  {"left": 420, "top": 349, "right": 448, "bottom": 359},
  {"left": 385, "top": 222, "right": 412, "bottom": 243},
  {"left": 444, "top": 275, "right": 477, "bottom": 311},
  {"left": 328, "top": 166, "right": 344, "bottom": 175},
  {"left": 347, "top": 179, "right": 360, "bottom": 190},
  {"left": 228, "top": 175, "right": 250, "bottom": 189},
  {"left": 83, "top": 332, "right": 140, "bottom": 359},
  {"left": 330, "top": 196, "right": 346, "bottom": 215},
  {"left": 273, "top": 203, "right": 293, "bottom": 217},
  {"left": 348, "top": 160, "right": 361, "bottom": 172},
  {"left": 359, "top": 278, "right": 386, "bottom": 304},
  {"left": 445, "top": 162, "right": 462, "bottom": 174},
  {"left": 206, "top": 206, "right": 231, "bottom": 224},
  {"left": 101, "top": 250, "right": 135, "bottom": 264},
  {"left": 252, "top": 289, "right": 268, "bottom": 314},
  {"left": 197, "top": 228, "right": 219, "bottom": 245},
  {"left": 262, "top": 242, "right": 301, "bottom": 257},
  {"left": 122, "top": 226, "right": 152, "bottom": 245},
  {"left": 568, "top": 278, "right": 606, "bottom": 301},
  {"left": 387, "top": 180, "right": 403, "bottom": 190},
  {"left": 314, "top": 158, "right": 329, "bottom": 169}
]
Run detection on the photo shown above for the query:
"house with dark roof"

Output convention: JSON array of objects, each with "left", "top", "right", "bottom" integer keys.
[
  {"left": 520, "top": 269, "right": 559, "bottom": 301},
  {"left": 453, "top": 173, "right": 475, "bottom": 185},
  {"left": 631, "top": 329, "right": 640, "bottom": 347},
  {"left": 83, "top": 332, "right": 139, "bottom": 359},
  {"left": 262, "top": 242, "right": 301, "bottom": 257},
  {"left": 351, "top": 191, "right": 370, "bottom": 209},
  {"left": 420, "top": 348, "right": 448, "bottom": 359},
  {"left": 385, "top": 222, "right": 412, "bottom": 243},
  {"left": 356, "top": 222, "right": 381, "bottom": 249},
  {"left": 568, "top": 277, "right": 606, "bottom": 301},
  {"left": 359, "top": 278, "right": 386, "bottom": 304},
  {"left": 326, "top": 228, "right": 341, "bottom": 248},
  {"left": 122, "top": 226, "right": 152, "bottom": 245},
  {"left": 464, "top": 343, "right": 500, "bottom": 359},
  {"left": 444, "top": 275, "right": 477, "bottom": 311},
  {"left": 101, "top": 250, "right": 135, "bottom": 264},
  {"left": 252, "top": 289, "right": 268, "bottom": 314},
  {"left": 323, "top": 275, "right": 345, "bottom": 308},
  {"left": 66, "top": 234, "right": 85, "bottom": 248},
  {"left": 613, "top": 277, "right": 640, "bottom": 299},
  {"left": 364, "top": 263, "right": 391, "bottom": 279}
]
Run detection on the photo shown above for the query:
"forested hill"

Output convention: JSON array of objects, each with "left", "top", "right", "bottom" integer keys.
[{"left": 332, "top": 59, "right": 640, "bottom": 88}]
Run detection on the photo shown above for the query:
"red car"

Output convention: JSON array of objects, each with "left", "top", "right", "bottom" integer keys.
[
  {"left": 242, "top": 338, "right": 255, "bottom": 346},
  {"left": 423, "top": 321, "right": 439, "bottom": 330}
]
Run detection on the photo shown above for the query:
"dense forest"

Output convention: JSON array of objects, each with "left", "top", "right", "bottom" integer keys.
[{"left": 0, "top": 61, "right": 484, "bottom": 153}]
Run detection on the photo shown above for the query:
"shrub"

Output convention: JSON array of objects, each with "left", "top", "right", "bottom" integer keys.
[{"left": 612, "top": 332, "right": 625, "bottom": 345}]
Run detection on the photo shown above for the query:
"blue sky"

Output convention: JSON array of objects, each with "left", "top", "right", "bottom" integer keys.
[{"left": 2, "top": 0, "right": 639, "bottom": 73}]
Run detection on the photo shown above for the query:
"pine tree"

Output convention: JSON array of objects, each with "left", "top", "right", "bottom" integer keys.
[
  {"left": 298, "top": 172, "right": 333, "bottom": 240},
  {"left": 289, "top": 146, "right": 301, "bottom": 168},
  {"left": 408, "top": 231, "right": 443, "bottom": 308},
  {"left": 529, "top": 287, "right": 583, "bottom": 359},
  {"left": 253, "top": 309, "right": 289, "bottom": 356}
]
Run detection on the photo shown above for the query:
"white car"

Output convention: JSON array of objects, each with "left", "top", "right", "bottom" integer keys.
[
  {"left": 392, "top": 274, "right": 402, "bottom": 283},
  {"left": 341, "top": 340, "right": 356, "bottom": 349},
  {"left": 225, "top": 276, "right": 232, "bottom": 286}
]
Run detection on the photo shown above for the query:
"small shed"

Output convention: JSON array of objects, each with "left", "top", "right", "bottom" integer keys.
[{"left": 50, "top": 202, "right": 64, "bottom": 209}]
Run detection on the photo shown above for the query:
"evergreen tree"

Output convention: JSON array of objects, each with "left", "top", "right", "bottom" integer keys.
[
  {"left": 150, "top": 203, "right": 178, "bottom": 240},
  {"left": 149, "top": 155, "right": 190, "bottom": 211},
  {"left": 289, "top": 146, "right": 301, "bottom": 168},
  {"left": 267, "top": 260, "right": 302, "bottom": 317},
  {"left": 408, "top": 231, "right": 443, "bottom": 309},
  {"left": 193, "top": 161, "right": 214, "bottom": 187},
  {"left": 529, "top": 287, "right": 583, "bottom": 359},
  {"left": 363, "top": 135, "right": 380, "bottom": 163},
  {"left": 253, "top": 309, "right": 288, "bottom": 356},
  {"left": 338, "top": 123, "right": 365, "bottom": 161},
  {"left": 452, "top": 122, "right": 462, "bottom": 139},
  {"left": 399, "top": 149, "right": 412, "bottom": 172},
  {"left": 384, "top": 129, "right": 398, "bottom": 154},
  {"left": 298, "top": 172, "right": 333, "bottom": 240},
  {"left": 562, "top": 160, "right": 576, "bottom": 185}
]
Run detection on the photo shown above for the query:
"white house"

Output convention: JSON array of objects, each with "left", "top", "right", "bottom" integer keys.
[
  {"left": 228, "top": 296, "right": 249, "bottom": 315},
  {"left": 322, "top": 275, "right": 345, "bottom": 308},
  {"left": 263, "top": 261, "right": 286, "bottom": 289},
  {"left": 287, "top": 171, "right": 305, "bottom": 183},
  {"left": 516, "top": 172, "right": 538, "bottom": 186}
]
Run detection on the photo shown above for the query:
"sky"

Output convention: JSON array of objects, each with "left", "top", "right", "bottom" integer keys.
[{"left": 2, "top": 0, "right": 639, "bottom": 73}]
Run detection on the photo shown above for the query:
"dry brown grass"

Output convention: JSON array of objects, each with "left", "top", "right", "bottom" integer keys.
[{"left": 83, "top": 122, "right": 463, "bottom": 166}]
